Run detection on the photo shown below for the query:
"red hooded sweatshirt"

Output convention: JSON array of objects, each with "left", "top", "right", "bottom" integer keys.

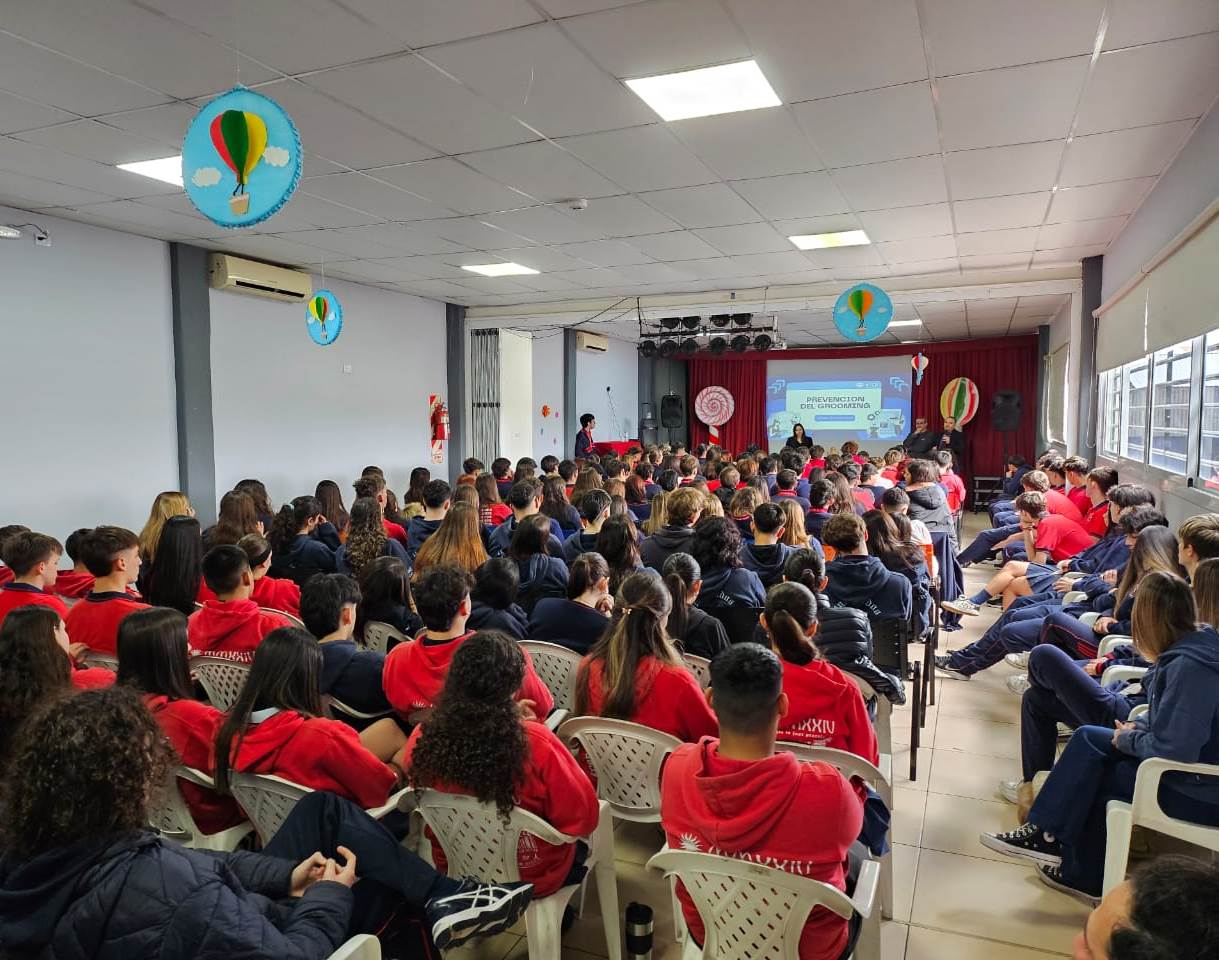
[
  {"left": 225, "top": 709, "right": 397, "bottom": 809},
  {"left": 51, "top": 570, "right": 95, "bottom": 599},
  {"left": 188, "top": 599, "right": 292, "bottom": 663},
  {"left": 197, "top": 575, "right": 301, "bottom": 617},
  {"left": 778, "top": 659, "right": 878, "bottom": 766},
  {"left": 577, "top": 656, "right": 717, "bottom": 743},
  {"left": 65, "top": 592, "right": 149, "bottom": 655},
  {"left": 383, "top": 632, "right": 554, "bottom": 716},
  {"left": 143, "top": 693, "right": 243, "bottom": 835},
  {"left": 662, "top": 739, "right": 863, "bottom": 960},
  {"left": 70, "top": 666, "right": 115, "bottom": 690},
  {"left": 402, "top": 720, "right": 599, "bottom": 896},
  {"left": 0, "top": 583, "right": 68, "bottom": 626},
  {"left": 0, "top": 567, "right": 11, "bottom": 586}
]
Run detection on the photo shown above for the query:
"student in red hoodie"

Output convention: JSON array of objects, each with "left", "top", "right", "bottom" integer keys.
[
  {"left": 188, "top": 545, "right": 292, "bottom": 663},
  {"left": 1063, "top": 456, "right": 1093, "bottom": 515},
  {"left": 64, "top": 526, "right": 149, "bottom": 655},
  {"left": 0, "top": 607, "right": 77, "bottom": 763},
  {"left": 382, "top": 565, "right": 554, "bottom": 717},
  {"left": 209, "top": 532, "right": 302, "bottom": 615},
  {"left": 574, "top": 571, "right": 717, "bottom": 743},
  {"left": 404, "top": 631, "right": 599, "bottom": 897},
  {"left": 661, "top": 643, "right": 865, "bottom": 960},
  {"left": 51, "top": 528, "right": 96, "bottom": 600},
  {"left": 0, "top": 524, "right": 30, "bottom": 587},
  {"left": 0, "top": 531, "right": 68, "bottom": 625},
  {"left": 115, "top": 606, "right": 242, "bottom": 835}
]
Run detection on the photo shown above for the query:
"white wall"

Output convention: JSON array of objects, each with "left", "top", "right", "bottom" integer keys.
[
  {"left": 498, "top": 328, "right": 533, "bottom": 465},
  {"left": 574, "top": 336, "right": 638, "bottom": 454},
  {"left": 1045, "top": 294, "right": 1080, "bottom": 451},
  {"left": 531, "top": 332, "right": 566, "bottom": 459},
  {"left": 0, "top": 205, "right": 178, "bottom": 540},
  {"left": 209, "top": 278, "right": 447, "bottom": 506}
]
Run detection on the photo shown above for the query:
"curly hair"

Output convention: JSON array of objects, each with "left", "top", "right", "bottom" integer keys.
[
  {"left": 344, "top": 496, "right": 389, "bottom": 578},
  {"left": 0, "top": 607, "right": 73, "bottom": 766},
  {"left": 0, "top": 686, "right": 172, "bottom": 859},
  {"left": 407, "top": 631, "right": 527, "bottom": 821},
  {"left": 691, "top": 515, "right": 743, "bottom": 572}
]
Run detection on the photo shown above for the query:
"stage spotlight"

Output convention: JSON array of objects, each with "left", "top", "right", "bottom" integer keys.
[
  {"left": 709, "top": 313, "right": 731, "bottom": 328},
  {"left": 731, "top": 312, "right": 752, "bottom": 326},
  {"left": 659, "top": 316, "right": 681, "bottom": 329},
  {"left": 730, "top": 334, "right": 751, "bottom": 352},
  {"left": 680, "top": 315, "right": 701, "bottom": 330},
  {"left": 639, "top": 339, "right": 657, "bottom": 357},
  {"left": 679, "top": 337, "right": 699, "bottom": 353},
  {"left": 709, "top": 336, "right": 727, "bottom": 355},
  {"left": 753, "top": 333, "right": 773, "bottom": 351},
  {"left": 659, "top": 338, "right": 679, "bottom": 357}
]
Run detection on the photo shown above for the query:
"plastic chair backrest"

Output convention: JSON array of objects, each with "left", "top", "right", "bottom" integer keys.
[
  {"left": 190, "top": 656, "right": 250, "bottom": 711},
  {"left": 558, "top": 716, "right": 680, "bottom": 822},
  {"left": 149, "top": 766, "right": 212, "bottom": 842},
  {"left": 229, "top": 772, "right": 312, "bottom": 844},
  {"left": 682, "top": 653, "right": 711, "bottom": 690},
  {"left": 363, "top": 620, "right": 408, "bottom": 655},
  {"left": 266, "top": 608, "right": 306, "bottom": 628},
  {"left": 519, "top": 640, "right": 582, "bottom": 713},
  {"left": 83, "top": 651, "right": 119, "bottom": 671}
]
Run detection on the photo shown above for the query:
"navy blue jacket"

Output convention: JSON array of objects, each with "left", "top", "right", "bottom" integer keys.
[
  {"left": 805, "top": 510, "right": 832, "bottom": 541},
  {"left": 773, "top": 491, "right": 811, "bottom": 513},
  {"left": 672, "top": 605, "right": 731, "bottom": 660},
  {"left": 487, "top": 515, "right": 565, "bottom": 559},
  {"left": 545, "top": 503, "right": 581, "bottom": 536},
  {"left": 528, "top": 597, "right": 611, "bottom": 654},
  {"left": 640, "top": 526, "right": 696, "bottom": 571},
  {"left": 320, "top": 639, "right": 391, "bottom": 715},
  {"left": 269, "top": 523, "right": 340, "bottom": 585},
  {"left": 406, "top": 516, "right": 443, "bottom": 559},
  {"left": 334, "top": 537, "right": 410, "bottom": 577},
  {"left": 517, "top": 554, "right": 570, "bottom": 603},
  {"left": 468, "top": 600, "right": 530, "bottom": 639},
  {"left": 0, "top": 833, "right": 351, "bottom": 960},
  {"left": 738, "top": 541, "right": 794, "bottom": 589},
  {"left": 695, "top": 565, "right": 766, "bottom": 609},
  {"left": 629, "top": 502, "right": 652, "bottom": 524},
  {"left": 1001, "top": 465, "right": 1031, "bottom": 497},
  {"left": 357, "top": 599, "right": 421, "bottom": 643},
  {"left": 825, "top": 554, "right": 913, "bottom": 622},
  {"left": 563, "top": 531, "right": 600, "bottom": 564},
  {"left": 1069, "top": 533, "right": 1130, "bottom": 576}
]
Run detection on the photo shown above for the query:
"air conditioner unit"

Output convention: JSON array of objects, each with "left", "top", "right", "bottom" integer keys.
[
  {"left": 209, "top": 253, "right": 312, "bottom": 302},
  {"left": 576, "top": 331, "right": 609, "bottom": 353}
]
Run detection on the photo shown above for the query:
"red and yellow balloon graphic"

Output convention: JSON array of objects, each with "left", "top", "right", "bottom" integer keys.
[
  {"left": 847, "top": 287, "right": 874, "bottom": 334},
  {"left": 209, "top": 109, "right": 267, "bottom": 214},
  {"left": 309, "top": 294, "right": 329, "bottom": 335}
]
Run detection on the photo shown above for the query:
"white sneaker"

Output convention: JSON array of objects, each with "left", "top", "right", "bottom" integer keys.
[
  {"left": 998, "top": 780, "right": 1024, "bottom": 804},
  {"left": 1004, "top": 651, "right": 1030, "bottom": 670},
  {"left": 1057, "top": 722, "right": 1074, "bottom": 740},
  {"left": 1005, "top": 673, "right": 1030, "bottom": 696},
  {"left": 941, "top": 597, "right": 982, "bottom": 617}
]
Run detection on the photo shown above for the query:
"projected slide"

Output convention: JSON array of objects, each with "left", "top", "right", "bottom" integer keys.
[{"left": 766, "top": 355, "right": 912, "bottom": 450}]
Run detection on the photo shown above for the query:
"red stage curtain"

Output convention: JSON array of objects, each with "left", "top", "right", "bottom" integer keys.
[{"left": 684, "top": 335, "right": 1039, "bottom": 482}]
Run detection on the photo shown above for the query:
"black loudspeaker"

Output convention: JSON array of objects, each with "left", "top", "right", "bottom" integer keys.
[
  {"left": 991, "top": 390, "right": 1023, "bottom": 432},
  {"left": 661, "top": 393, "right": 684, "bottom": 428}
]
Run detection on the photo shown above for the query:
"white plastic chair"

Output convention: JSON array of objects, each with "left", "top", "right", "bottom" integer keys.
[
  {"left": 1104, "top": 756, "right": 1219, "bottom": 894},
  {"left": 229, "top": 772, "right": 410, "bottom": 845},
  {"left": 849, "top": 676, "right": 893, "bottom": 771},
  {"left": 266, "top": 608, "right": 306, "bottom": 628},
  {"left": 558, "top": 717, "right": 680, "bottom": 823},
  {"left": 1098, "top": 635, "right": 1134, "bottom": 657},
  {"left": 82, "top": 651, "right": 119, "bottom": 671},
  {"left": 1064, "top": 571, "right": 1087, "bottom": 582},
  {"left": 1062, "top": 590, "right": 1088, "bottom": 605},
  {"left": 328, "top": 696, "right": 394, "bottom": 723},
  {"left": 414, "top": 791, "right": 622, "bottom": 960},
  {"left": 519, "top": 640, "right": 582, "bottom": 713},
  {"left": 1079, "top": 611, "right": 1100, "bottom": 628},
  {"left": 1128, "top": 704, "right": 1149, "bottom": 721},
  {"left": 1101, "top": 664, "right": 1147, "bottom": 690},
  {"left": 190, "top": 655, "right": 250, "bottom": 711},
  {"left": 363, "top": 621, "right": 408, "bottom": 655},
  {"left": 647, "top": 848, "right": 880, "bottom": 960},
  {"left": 777, "top": 742, "right": 893, "bottom": 920},
  {"left": 150, "top": 766, "right": 253, "bottom": 851},
  {"left": 681, "top": 654, "right": 711, "bottom": 691},
  {"left": 327, "top": 934, "right": 380, "bottom": 960}
]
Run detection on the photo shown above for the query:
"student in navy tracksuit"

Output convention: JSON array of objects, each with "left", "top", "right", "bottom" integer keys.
[
  {"left": 983, "top": 572, "right": 1219, "bottom": 900},
  {"left": 267, "top": 496, "right": 341, "bottom": 586},
  {"left": 738, "top": 503, "right": 794, "bottom": 590},
  {"left": 528, "top": 553, "right": 613, "bottom": 654},
  {"left": 466, "top": 557, "right": 529, "bottom": 639},
  {"left": 820, "top": 514, "right": 912, "bottom": 623},
  {"left": 406, "top": 480, "right": 452, "bottom": 561},
  {"left": 805, "top": 480, "right": 835, "bottom": 542},
  {"left": 562, "top": 490, "right": 611, "bottom": 564},
  {"left": 509, "top": 516, "right": 569, "bottom": 614},
  {"left": 772, "top": 469, "right": 811, "bottom": 514},
  {"left": 487, "top": 480, "right": 566, "bottom": 558},
  {"left": 691, "top": 517, "right": 766, "bottom": 610}
]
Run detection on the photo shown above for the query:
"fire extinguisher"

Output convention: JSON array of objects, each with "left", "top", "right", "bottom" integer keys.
[{"left": 431, "top": 400, "right": 450, "bottom": 442}]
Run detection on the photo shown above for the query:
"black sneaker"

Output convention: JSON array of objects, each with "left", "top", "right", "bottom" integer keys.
[
  {"left": 1037, "top": 864, "right": 1100, "bottom": 906},
  {"left": 426, "top": 879, "right": 533, "bottom": 951},
  {"left": 979, "top": 822, "right": 1062, "bottom": 866},
  {"left": 934, "top": 654, "right": 970, "bottom": 681}
]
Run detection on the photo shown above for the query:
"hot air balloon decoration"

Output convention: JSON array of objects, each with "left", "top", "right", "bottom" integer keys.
[
  {"left": 306, "top": 290, "right": 343, "bottom": 346},
  {"left": 940, "top": 377, "right": 980, "bottom": 427},
  {"left": 182, "top": 87, "right": 302, "bottom": 228},
  {"left": 833, "top": 283, "right": 893, "bottom": 343},
  {"left": 912, "top": 352, "right": 929, "bottom": 385}
]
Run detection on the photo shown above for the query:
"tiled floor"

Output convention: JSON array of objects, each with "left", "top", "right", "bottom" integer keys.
[{"left": 449, "top": 514, "right": 1090, "bottom": 958}]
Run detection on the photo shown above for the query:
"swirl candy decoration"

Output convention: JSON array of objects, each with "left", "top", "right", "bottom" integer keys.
[{"left": 694, "top": 386, "right": 735, "bottom": 444}]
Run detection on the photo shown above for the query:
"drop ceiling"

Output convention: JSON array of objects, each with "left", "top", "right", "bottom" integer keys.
[{"left": 0, "top": 0, "right": 1217, "bottom": 346}]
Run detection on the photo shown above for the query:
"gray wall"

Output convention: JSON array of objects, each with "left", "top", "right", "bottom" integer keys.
[
  {"left": 0, "top": 205, "right": 179, "bottom": 539},
  {"left": 574, "top": 336, "right": 639, "bottom": 449}
]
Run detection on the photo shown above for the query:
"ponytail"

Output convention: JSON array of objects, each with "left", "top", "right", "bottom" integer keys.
[
  {"left": 268, "top": 496, "right": 321, "bottom": 555},
  {"left": 764, "top": 582, "right": 819, "bottom": 666},
  {"left": 568, "top": 552, "right": 609, "bottom": 600},
  {"left": 661, "top": 552, "right": 701, "bottom": 645}
]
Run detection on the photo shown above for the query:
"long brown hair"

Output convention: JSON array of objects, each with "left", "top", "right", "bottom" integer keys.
[
  {"left": 0, "top": 607, "right": 72, "bottom": 765},
  {"left": 1130, "top": 571, "right": 1196, "bottom": 662},
  {"left": 315, "top": 480, "right": 349, "bottom": 534},
  {"left": 827, "top": 473, "right": 856, "bottom": 516},
  {"left": 776, "top": 499, "right": 810, "bottom": 548},
  {"left": 413, "top": 502, "right": 489, "bottom": 576},
  {"left": 1115, "top": 526, "right": 1184, "bottom": 609},
  {"left": 344, "top": 496, "right": 388, "bottom": 578},
  {"left": 1194, "top": 558, "right": 1219, "bottom": 628},
  {"left": 571, "top": 469, "right": 604, "bottom": 503},
  {"left": 763, "top": 582, "right": 819, "bottom": 667},
  {"left": 211, "top": 491, "right": 260, "bottom": 546}
]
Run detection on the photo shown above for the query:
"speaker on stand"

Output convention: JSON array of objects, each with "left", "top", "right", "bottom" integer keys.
[
  {"left": 991, "top": 390, "right": 1023, "bottom": 463},
  {"left": 660, "top": 393, "right": 685, "bottom": 445},
  {"left": 640, "top": 402, "right": 658, "bottom": 447}
]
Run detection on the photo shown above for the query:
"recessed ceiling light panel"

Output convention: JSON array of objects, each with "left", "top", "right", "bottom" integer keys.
[
  {"left": 625, "top": 60, "right": 781, "bottom": 122},
  {"left": 788, "top": 229, "right": 870, "bottom": 250},
  {"left": 888, "top": 319, "right": 923, "bottom": 327},
  {"left": 116, "top": 156, "right": 184, "bottom": 187},
  {"left": 461, "top": 262, "right": 540, "bottom": 277}
]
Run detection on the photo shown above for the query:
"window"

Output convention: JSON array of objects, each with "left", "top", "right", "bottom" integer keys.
[
  {"left": 1200, "top": 333, "right": 1219, "bottom": 489},
  {"left": 1149, "top": 341, "right": 1192, "bottom": 474},
  {"left": 1120, "top": 356, "right": 1149, "bottom": 463},
  {"left": 1047, "top": 344, "right": 1069, "bottom": 443},
  {"left": 1099, "top": 367, "right": 1123, "bottom": 458}
]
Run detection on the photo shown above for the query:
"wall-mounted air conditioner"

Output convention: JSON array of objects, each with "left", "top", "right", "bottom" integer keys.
[
  {"left": 209, "top": 253, "right": 312, "bottom": 302},
  {"left": 576, "top": 331, "right": 609, "bottom": 353}
]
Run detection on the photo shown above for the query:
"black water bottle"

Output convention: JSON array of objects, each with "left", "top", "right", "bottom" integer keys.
[{"left": 625, "top": 901, "right": 653, "bottom": 960}]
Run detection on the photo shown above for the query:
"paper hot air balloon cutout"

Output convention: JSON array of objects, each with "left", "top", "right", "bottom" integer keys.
[
  {"left": 183, "top": 87, "right": 301, "bottom": 228},
  {"left": 940, "top": 377, "right": 980, "bottom": 427},
  {"left": 306, "top": 290, "right": 343, "bottom": 346},
  {"left": 541, "top": 404, "right": 552, "bottom": 418},
  {"left": 833, "top": 283, "right": 893, "bottom": 343},
  {"left": 912, "top": 352, "right": 929, "bottom": 385}
]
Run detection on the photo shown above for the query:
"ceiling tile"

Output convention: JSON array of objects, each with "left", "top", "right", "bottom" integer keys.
[
  {"left": 483, "top": 205, "right": 608, "bottom": 244},
  {"left": 953, "top": 192, "right": 1050, "bottom": 232},
  {"left": 339, "top": 0, "right": 541, "bottom": 47},
  {"left": 551, "top": 239, "right": 653, "bottom": 267},
  {"left": 1036, "top": 217, "right": 1127, "bottom": 250},
  {"left": 829, "top": 156, "right": 947, "bottom": 211},
  {"left": 670, "top": 109, "right": 820, "bottom": 180},
  {"left": 13, "top": 119, "right": 178, "bottom": 166},
  {"left": 306, "top": 54, "right": 534, "bottom": 155},
  {"left": 676, "top": 257, "right": 753, "bottom": 280},
  {"left": 877, "top": 235, "right": 958, "bottom": 263},
  {"left": 729, "top": 251, "right": 821, "bottom": 275},
  {"left": 291, "top": 223, "right": 467, "bottom": 258},
  {"left": 386, "top": 255, "right": 473, "bottom": 279},
  {"left": 1074, "top": 33, "right": 1219, "bottom": 135},
  {"left": 966, "top": 297, "right": 1017, "bottom": 319},
  {"left": 485, "top": 246, "right": 592, "bottom": 272},
  {"left": 535, "top": 0, "right": 638, "bottom": 15},
  {"left": 937, "top": 57, "right": 1089, "bottom": 151},
  {"left": 391, "top": 279, "right": 477, "bottom": 300},
  {"left": 693, "top": 222, "right": 791, "bottom": 256},
  {"left": 302, "top": 173, "right": 455, "bottom": 220},
  {"left": 207, "top": 233, "right": 332, "bottom": 265},
  {"left": 793, "top": 82, "right": 940, "bottom": 167},
  {"left": 561, "top": 0, "right": 749, "bottom": 81},
  {"left": 955, "top": 226, "right": 1040, "bottom": 255},
  {"left": 802, "top": 244, "right": 885, "bottom": 269},
  {"left": 638, "top": 183, "right": 762, "bottom": 229},
  {"left": 0, "top": 171, "right": 114, "bottom": 208},
  {"left": 458, "top": 141, "right": 621, "bottom": 203},
  {"left": 1047, "top": 177, "right": 1155, "bottom": 222},
  {"left": 0, "top": 91, "right": 75, "bottom": 135},
  {"left": 921, "top": 0, "right": 1104, "bottom": 76},
  {"left": 724, "top": 0, "right": 927, "bottom": 101},
  {"left": 887, "top": 258, "right": 961, "bottom": 276},
  {"left": 612, "top": 262, "right": 698, "bottom": 284},
  {"left": 559, "top": 125, "right": 718, "bottom": 192},
  {"left": 1104, "top": 0, "right": 1219, "bottom": 48},
  {"left": 916, "top": 300, "right": 966, "bottom": 319},
  {"left": 730, "top": 171, "right": 850, "bottom": 219},
  {"left": 550, "top": 195, "right": 679, "bottom": 237},
  {"left": 771, "top": 215, "right": 865, "bottom": 242},
  {"left": 1031, "top": 244, "right": 1107, "bottom": 265},
  {"left": 322, "top": 259, "right": 431, "bottom": 282},
  {"left": 0, "top": 135, "right": 175, "bottom": 199},
  {"left": 1014, "top": 294, "right": 1069, "bottom": 313},
  {"left": 856, "top": 203, "right": 953, "bottom": 242},
  {"left": 943, "top": 140, "right": 1064, "bottom": 201},
  {"left": 625, "top": 230, "right": 723, "bottom": 260},
  {"left": 551, "top": 267, "right": 627, "bottom": 287},
  {"left": 404, "top": 217, "right": 527, "bottom": 250},
  {"left": 370, "top": 158, "right": 533, "bottom": 215},
  {"left": 96, "top": 102, "right": 199, "bottom": 151},
  {"left": 1059, "top": 120, "right": 1197, "bottom": 187},
  {"left": 424, "top": 23, "right": 655, "bottom": 138},
  {"left": 516, "top": 273, "right": 583, "bottom": 292},
  {"left": 959, "top": 252, "right": 1032, "bottom": 270}
]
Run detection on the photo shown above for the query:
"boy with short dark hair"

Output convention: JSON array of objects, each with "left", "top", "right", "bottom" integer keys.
[
  {"left": 678, "top": 455, "right": 699, "bottom": 483},
  {"left": 806, "top": 479, "right": 835, "bottom": 541},
  {"left": 188, "top": 545, "right": 291, "bottom": 663},
  {"left": 487, "top": 480, "right": 565, "bottom": 558},
  {"left": 558, "top": 459, "right": 578, "bottom": 495},
  {"left": 774, "top": 469, "right": 811, "bottom": 513},
  {"left": 1063, "top": 456, "right": 1091, "bottom": 514},
  {"left": 462, "top": 457, "right": 485, "bottom": 478},
  {"left": 563, "top": 490, "right": 612, "bottom": 564},
  {"left": 52, "top": 528, "right": 97, "bottom": 600},
  {"left": 407, "top": 479, "right": 453, "bottom": 559},
  {"left": 739, "top": 503, "right": 794, "bottom": 588},
  {"left": 64, "top": 527, "right": 148, "bottom": 654},
  {"left": 0, "top": 524, "right": 31, "bottom": 587},
  {"left": 635, "top": 461, "right": 660, "bottom": 500},
  {"left": 540, "top": 455, "right": 559, "bottom": 477},
  {"left": 300, "top": 573, "right": 392, "bottom": 717},
  {"left": 934, "top": 450, "right": 966, "bottom": 514},
  {"left": 822, "top": 514, "right": 912, "bottom": 622},
  {"left": 603, "top": 459, "right": 628, "bottom": 483},
  {"left": 0, "top": 531, "right": 67, "bottom": 624},
  {"left": 491, "top": 457, "right": 514, "bottom": 498},
  {"left": 354, "top": 474, "right": 410, "bottom": 548}
]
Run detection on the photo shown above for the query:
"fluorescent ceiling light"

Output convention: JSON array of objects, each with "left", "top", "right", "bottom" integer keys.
[
  {"left": 788, "top": 230, "right": 870, "bottom": 250},
  {"left": 116, "top": 156, "right": 183, "bottom": 187},
  {"left": 889, "top": 319, "right": 923, "bottom": 327},
  {"left": 461, "top": 262, "right": 539, "bottom": 277},
  {"left": 625, "top": 59, "right": 781, "bottom": 122}
]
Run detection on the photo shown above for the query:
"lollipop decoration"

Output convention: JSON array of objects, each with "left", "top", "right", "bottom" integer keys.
[
  {"left": 940, "top": 377, "right": 980, "bottom": 426},
  {"left": 912, "top": 352, "right": 929, "bottom": 385},
  {"left": 694, "top": 386, "right": 735, "bottom": 444},
  {"left": 833, "top": 282, "right": 893, "bottom": 343},
  {"left": 306, "top": 290, "right": 343, "bottom": 346}
]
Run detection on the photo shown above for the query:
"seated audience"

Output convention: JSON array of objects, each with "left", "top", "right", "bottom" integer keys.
[
  {"left": 0, "top": 531, "right": 67, "bottom": 625},
  {"left": 136, "top": 492, "right": 194, "bottom": 587},
  {"left": 355, "top": 555, "right": 422, "bottom": 642},
  {"left": 739, "top": 502, "right": 795, "bottom": 589},
  {"left": 821, "top": 514, "right": 913, "bottom": 624},
  {"left": 861, "top": 510, "right": 932, "bottom": 636},
  {"left": 540, "top": 476, "right": 580, "bottom": 535},
  {"left": 805, "top": 479, "right": 835, "bottom": 541},
  {"left": 564, "top": 490, "right": 612, "bottom": 563},
  {"left": 405, "top": 479, "right": 452, "bottom": 560},
  {"left": 529, "top": 553, "right": 614, "bottom": 654},
  {"left": 903, "top": 459, "right": 957, "bottom": 547},
  {"left": 268, "top": 495, "right": 340, "bottom": 585},
  {"left": 776, "top": 498, "right": 816, "bottom": 553},
  {"left": 661, "top": 552, "right": 731, "bottom": 660},
  {"left": 143, "top": 515, "right": 204, "bottom": 616},
  {"left": 476, "top": 473, "right": 513, "bottom": 528},
  {"left": 412, "top": 501, "right": 489, "bottom": 577},
  {"left": 773, "top": 468, "right": 811, "bottom": 513},
  {"left": 336, "top": 497, "right": 411, "bottom": 578},
  {"left": 0, "top": 607, "right": 78, "bottom": 765},
  {"left": 510, "top": 515, "right": 570, "bottom": 612},
  {"left": 314, "top": 479, "right": 351, "bottom": 540},
  {"left": 487, "top": 480, "right": 565, "bottom": 559},
  {"left": 236, "top": 533, "right": 302, "bottom": 615},
  {"left": 641, "top": 487, "right": 704, "bottom": 571},
  {"left": 596, "top": 515, "right": 642, "bottom": 594},
  {"left": 207, "top": 491, "right": 262, "bottom": 548},
  {"left": 691, "top": 517, "right": 767, "bottom": 610},
  {"left": 467, "top": 557, "right": 530, "bottom": 639},
  {"left": 64, "top": 526, "right": 148, "bottom": 654},
  {"left": 402, "top": 466, "right": 431, "bottom": 521},
  {"left": 234, "top": 478, "right": 277, "bottom": 533},
  {"left": 51, "top": 528, "right": 95, "bottom": 599},
  {"left": 189, "top": 546, "right": 292, "bottom": 663},
  {"left": 354, "top": 474, "right": 410, "bottom": 549}
]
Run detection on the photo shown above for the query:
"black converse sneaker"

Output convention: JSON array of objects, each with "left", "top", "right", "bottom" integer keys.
[
  {"left": 979, "top": 822, "right": 1062, "bottom": 866},
  {"left": 934, "top": 655, "right": 970, "bottom": 681},
  {"left": 426, "top": 879, "right": 534, "bottom": 950},
  {"left": 1037, "top": 864, "right": 1101, "bottom": 906}
]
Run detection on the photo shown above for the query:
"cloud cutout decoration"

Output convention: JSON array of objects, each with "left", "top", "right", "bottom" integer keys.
[
  {"left": 191, "top": 166, "right": 222, "bottom": 187},
  {"left": 263, "top": 145, "right": 290, "bottom": 168}
]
